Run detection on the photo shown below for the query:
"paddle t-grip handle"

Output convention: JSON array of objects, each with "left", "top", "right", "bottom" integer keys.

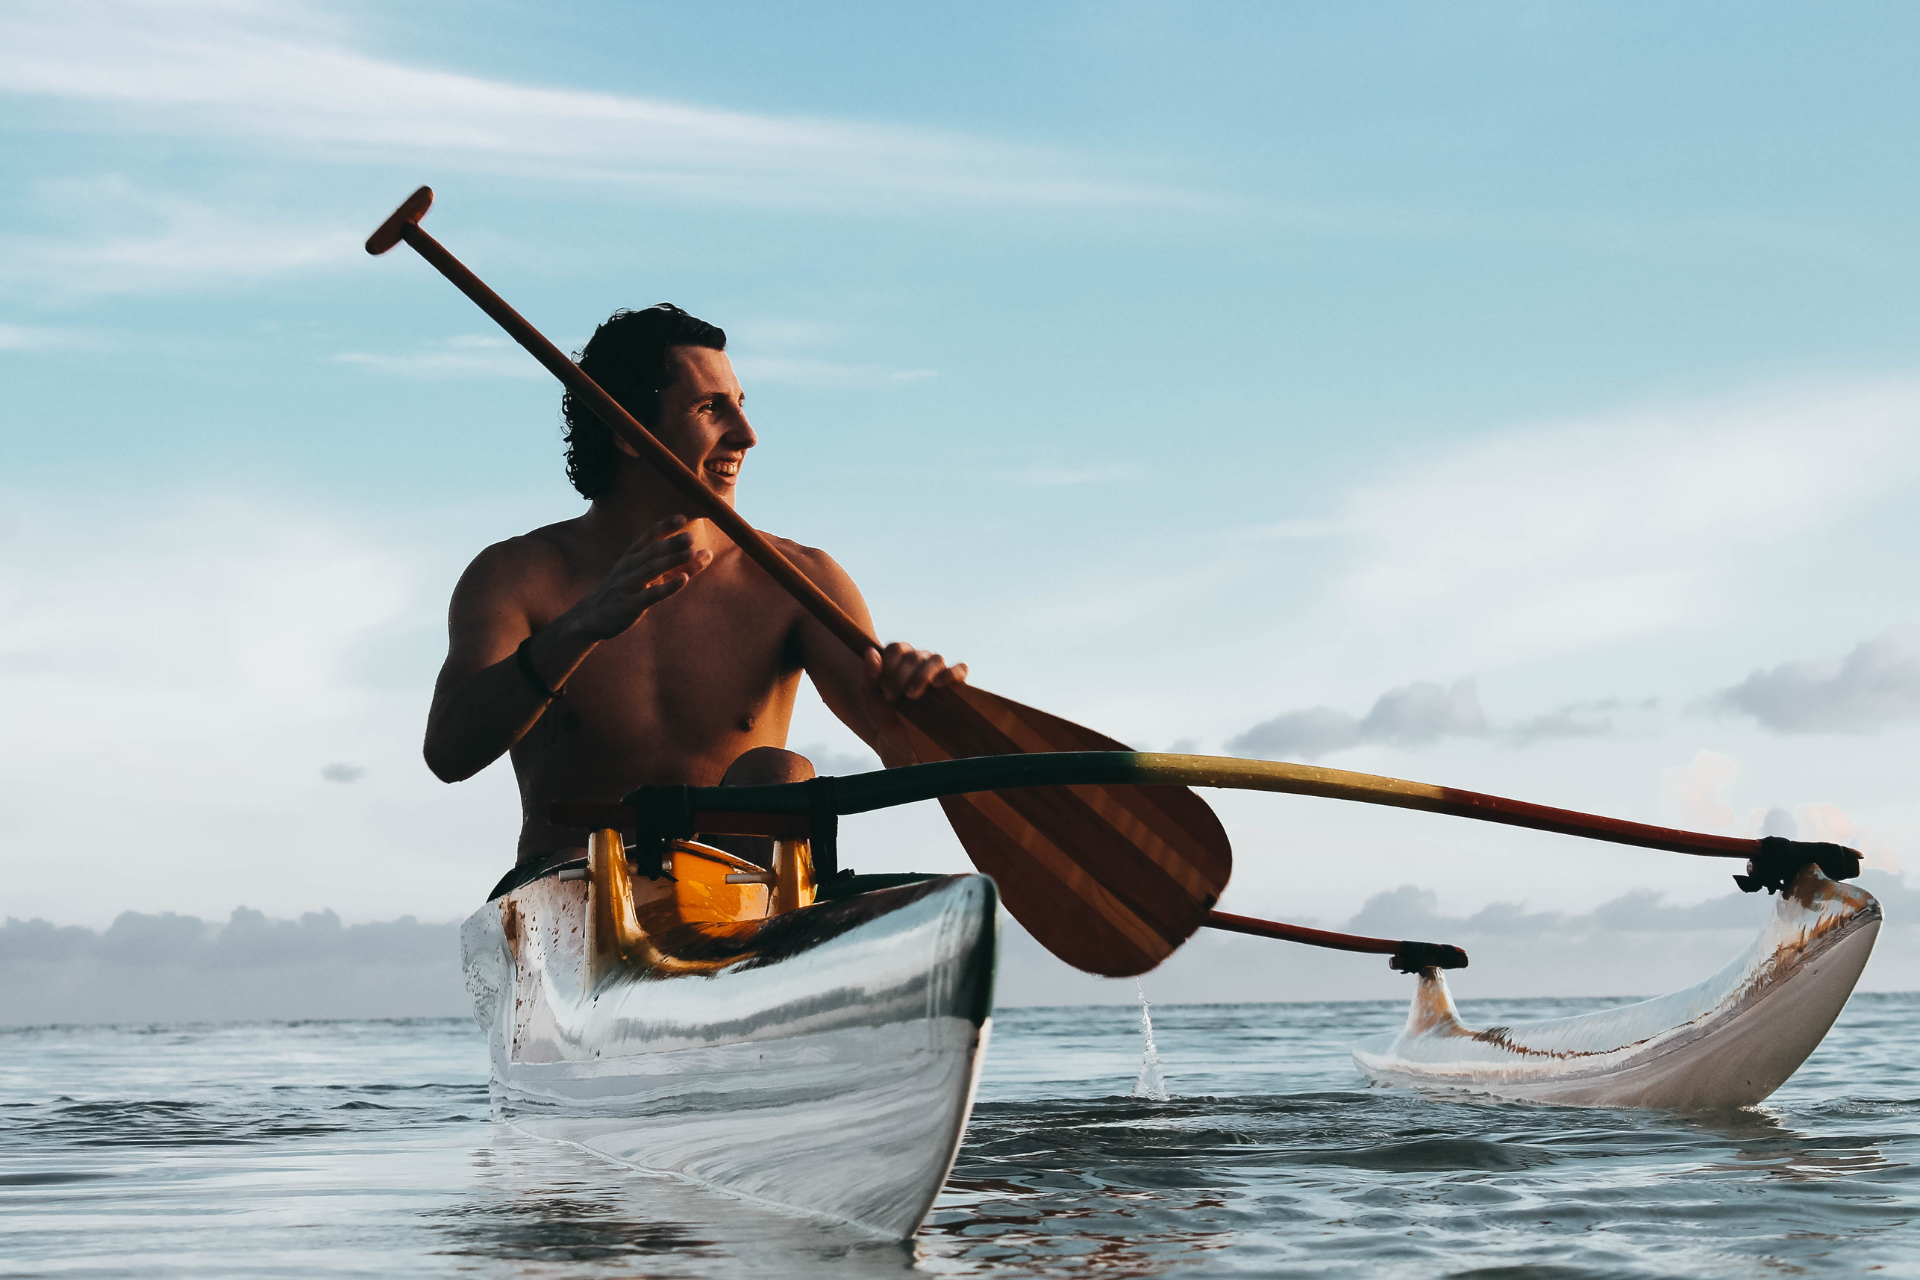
[
  {"left": 363, "top": 188, "right": 882, "bottom": 658},
  {"left": 366, "top": 186, "right": 434, "bottom": 256}
]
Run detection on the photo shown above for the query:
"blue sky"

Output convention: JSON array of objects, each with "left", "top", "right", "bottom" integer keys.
[{"left": 3, "top": 1, "right": 1918, "bottom": 948}]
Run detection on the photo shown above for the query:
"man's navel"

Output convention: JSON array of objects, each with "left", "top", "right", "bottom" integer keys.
[{"left": 738, "top": 713, "right": 756, "bottom": 732}]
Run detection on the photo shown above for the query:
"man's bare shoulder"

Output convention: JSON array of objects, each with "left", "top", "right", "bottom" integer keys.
[
  {"left": 455, "top": 517, "right": 591, "bottom": 602},
  {"left": 762, "top": 534, "right": 857, "bottom": 591},
  {"left": 751, "top": 533, "right": 872, "bottom": 630}
]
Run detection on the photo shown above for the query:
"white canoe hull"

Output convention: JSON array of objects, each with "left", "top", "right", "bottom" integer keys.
[
  {"left": 1353, "top": 865, "right": 1880, "bottom": 1110},
  {"left": 462, "top": 870, "right": 998, "bottom": 1237}
]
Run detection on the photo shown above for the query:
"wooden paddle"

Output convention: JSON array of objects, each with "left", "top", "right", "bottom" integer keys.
[{"left": 366, "top": 186, "right": 1232, "bottom": 977}]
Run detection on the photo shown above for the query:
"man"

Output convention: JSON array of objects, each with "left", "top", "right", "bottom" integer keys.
[{"left": 423, "top": 304, "right": 964, "bottom": 871}]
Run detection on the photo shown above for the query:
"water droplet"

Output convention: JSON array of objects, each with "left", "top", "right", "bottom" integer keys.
[{"left": 1132, "top": 979, "right": 1170, "bottom": 1102}]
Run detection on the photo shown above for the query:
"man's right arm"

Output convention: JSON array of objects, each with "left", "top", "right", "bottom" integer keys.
[{"left": 422, "top": 518, "right": 708, "bottom": 782}]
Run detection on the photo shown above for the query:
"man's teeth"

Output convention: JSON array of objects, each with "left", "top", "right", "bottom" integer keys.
[{"left": 708, "top": 460, "right": 740, "bottom": 476}]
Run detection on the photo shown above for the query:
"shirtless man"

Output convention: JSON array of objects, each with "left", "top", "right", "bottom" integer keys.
[{"left": 423, "top": 304, "right": 965, "bottom": 871}]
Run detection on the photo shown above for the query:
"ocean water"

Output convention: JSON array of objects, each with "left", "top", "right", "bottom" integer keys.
[{"left": 5, "top": 994, "right": 1919, "bottom": 1278}]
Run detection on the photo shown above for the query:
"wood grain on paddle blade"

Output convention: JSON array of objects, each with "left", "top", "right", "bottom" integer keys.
[{"left": 897, "top": 684, "right": 1232, "bottom": 977}]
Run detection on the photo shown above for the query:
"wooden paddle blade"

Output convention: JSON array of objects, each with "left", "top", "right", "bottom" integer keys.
[{"left": 896, "top": 683, "right": 1232, "bottom": 977}]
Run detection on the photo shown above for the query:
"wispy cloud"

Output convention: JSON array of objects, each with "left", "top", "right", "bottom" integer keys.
[
  {"left": 1244, "top": 517, "right": 1341, "bottom": 541},
  {"left": 729, "top": 356, "right": 937, "bottom": 390},
  {"left": 0, "top": 496, "right": 458, "bottom": 922},
  {"left": 1505, "top": 698, "right": 1647, "bottom": 747},
  {"left": 0, "top": 177, "right": 360, "bottom": 298},
  {"left": 0, "top": 322, "right": 109, "bottom": 351},
  {"left": 333, "top": 334, "right": 541, "bottom": 379},
  {"left": 1012, "top": 463, "right": 1135, "bottom": 488},
  {"left": 0, "top": 0, "right": 1205, "bottom": 214},
  {"left": 1258, "top": 380, "right": 1920, "bottom": 686},
  {"left": 1709, "top": 626, "right": 1920, "bottom": 734}
]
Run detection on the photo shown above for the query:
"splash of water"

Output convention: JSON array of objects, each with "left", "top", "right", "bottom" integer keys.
[{"left": 1132, "top": 979, "right": 1170, "bottom": 1102}]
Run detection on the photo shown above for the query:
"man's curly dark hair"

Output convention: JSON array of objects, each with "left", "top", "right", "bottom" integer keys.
[{"left": 563, "top": 304, "right": 727, "bottom": 499}]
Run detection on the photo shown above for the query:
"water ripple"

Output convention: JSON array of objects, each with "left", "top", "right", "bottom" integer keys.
[{"left": 0, "top": 998, "right": 1915, "bottom": 1276}]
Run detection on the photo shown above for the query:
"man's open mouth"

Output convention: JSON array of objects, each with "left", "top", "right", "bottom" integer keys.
[{"left": 705, "top": 458, "right": 741, "bottom": 481}]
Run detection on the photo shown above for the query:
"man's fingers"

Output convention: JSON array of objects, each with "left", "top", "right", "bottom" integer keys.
[
  {"left": 881, "top": 643, "right": 917, "bottom": 701},
  {"left": 871, "top": 642, "right": 905, "bottom": 702},
  {"left": 640, "top": 514, "right": 689, "bottom": 545},
  {"left": 617, "top": 526, "right": 694, "bottom": 570},
  {"left": 636, "top": 531, "right": 696, "bottom": 562},
  {"left": 903, "top": 652, "right": 949, "bottom": 700},
  {"left": 638, "top": 572, "right": 691, "bottom": 605},
  {"left": 618, "top": 540, "right": 704, "bottom": 588},
  {"left": 868, "top": 642, "right": 965, "bottom": 702}
]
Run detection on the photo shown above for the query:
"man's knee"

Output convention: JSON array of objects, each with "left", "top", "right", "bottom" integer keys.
[
  {"left": 707, "top": 748, "right": 813, "bottom": 868},
  {"left": 720, "top": 746, "right": 816, "bottom": 788}
]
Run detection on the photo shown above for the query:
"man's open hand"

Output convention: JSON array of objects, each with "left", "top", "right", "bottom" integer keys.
[
  {"left": 572, "top": 516, "right": 712, "bottom": 641},
  {"left": 865, "top": 641, "right": 968, "bottom": 702}
]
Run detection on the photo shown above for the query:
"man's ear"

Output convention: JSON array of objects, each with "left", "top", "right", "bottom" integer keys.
[{"left": 610, "top": 429, "right": 640, "bottom": 460}]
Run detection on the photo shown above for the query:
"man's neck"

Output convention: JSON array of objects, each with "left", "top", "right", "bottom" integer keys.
[{"left": 580, "top": 474, "right": 735, "bottom": 555}]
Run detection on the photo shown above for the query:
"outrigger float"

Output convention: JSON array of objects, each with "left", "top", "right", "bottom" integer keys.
[
  {"left": 367, "top": 186, "right": 1881, "bottom": 1240},
  {"left": 461, "top": 751, "right": 1880, "bottom": 1237}
]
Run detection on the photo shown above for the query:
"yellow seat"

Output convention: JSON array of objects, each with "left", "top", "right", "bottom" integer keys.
[{"left": 584, "top": 829, "right": 816, "bottom": 983}]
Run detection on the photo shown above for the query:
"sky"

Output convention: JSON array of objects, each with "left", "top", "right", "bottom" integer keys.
[{"left": 3, "top": 2, "right": 1918, "bottom": 993}]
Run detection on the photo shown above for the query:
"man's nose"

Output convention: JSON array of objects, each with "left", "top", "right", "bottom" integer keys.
[{"left": 726, "top": 406, "right": 757, "bottom": 449}]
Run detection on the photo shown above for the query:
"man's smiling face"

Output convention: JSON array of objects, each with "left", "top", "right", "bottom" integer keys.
[{"left": 650, "top": 344, "right": 755, "bottom": 504}]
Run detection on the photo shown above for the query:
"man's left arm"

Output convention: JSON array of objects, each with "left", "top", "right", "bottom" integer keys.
[{"left": 789, "top": 547, "right": 966, "bottom": 767}]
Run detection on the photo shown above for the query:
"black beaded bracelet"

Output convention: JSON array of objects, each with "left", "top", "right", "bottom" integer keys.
[{"left": 514, "top": 635, "right": 563, "bottom": 700}]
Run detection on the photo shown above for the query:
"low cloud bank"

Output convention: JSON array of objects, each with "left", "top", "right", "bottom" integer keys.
[
  {"left": 1228, "top": 679, "right": 1489, "bottom": 759},
  {"left": 10, "top": 874, "right": 1917, "bottom": 1023},
  {"left": 1348, "top": 882, "right": 1789, "bottom": 939},
  {"left": 1712, "top": 626, "right": 1920, "bottom": 733},
  {"left": 1227, "top": 679, "right": 1632, "bottom": 761},
  {"left": 1004, "top": 870, "right": 1920, "bottom": 1006},
  {"left": 1231, "top": 623, "right": 1920, "bottom": 762},
  {"left": 0, "top": 908, "right": 465, "bottom": 1025},
  {"left": 0, "top": 907, "right": 452, "bottom": 968}
]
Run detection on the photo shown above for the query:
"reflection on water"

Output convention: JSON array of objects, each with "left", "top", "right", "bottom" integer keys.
[
  {"left": 1696, "top": 1110, "right": 1894, "bottom": 1182},
  {"left": 3, "top": 997, "right": 1920, "bottom": 1277},
  {"left": 430, "top": 1127, "right": 925, "bottom": 1276}
]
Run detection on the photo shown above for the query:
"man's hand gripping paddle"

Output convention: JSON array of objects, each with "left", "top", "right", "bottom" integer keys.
[{"left": 367, "top": 187, "right": 1232, "bottom": 977}]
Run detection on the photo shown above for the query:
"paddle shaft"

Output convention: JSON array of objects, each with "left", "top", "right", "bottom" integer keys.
[{"left": 385, "top": 216, "right": 880, "bottom": 659}]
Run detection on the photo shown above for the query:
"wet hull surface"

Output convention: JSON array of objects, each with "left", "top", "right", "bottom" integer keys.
[
  {"left": 1353, "top": 865, "right": 1881, "bottom": 1110},
  {"left": 462, "top": 872, "right": 998, "bottom": 1238}
]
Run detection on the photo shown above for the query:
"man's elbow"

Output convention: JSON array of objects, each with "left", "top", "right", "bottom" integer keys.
[{"left": 422, "top": 737, "right": 475, "bottom": 784}]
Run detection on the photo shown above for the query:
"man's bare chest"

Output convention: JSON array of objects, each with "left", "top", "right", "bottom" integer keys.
[{"left": 547, "top": 566, "right": 805, "bottom": 733}]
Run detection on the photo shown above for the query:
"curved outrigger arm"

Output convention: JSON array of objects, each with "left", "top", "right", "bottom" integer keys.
[{"left": 556, "top": 751, "right": 1862, "bottom": 889}]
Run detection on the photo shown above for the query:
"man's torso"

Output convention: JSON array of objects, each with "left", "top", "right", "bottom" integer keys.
[{"left": 506, "top": 517, "right": 815, "bottom": 859}]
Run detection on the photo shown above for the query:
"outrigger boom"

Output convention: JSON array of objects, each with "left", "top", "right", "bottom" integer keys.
[{"left": 552, "top": 749, "right": 1864, "bottom": 932}]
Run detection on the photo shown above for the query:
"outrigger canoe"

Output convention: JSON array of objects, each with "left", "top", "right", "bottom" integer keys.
[
  {"left": 461, "top": 829, "right": 995, "bottom": 1239},
  {"left": 460, "top": 752, "right": 1880, "bottom": 1239}
]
